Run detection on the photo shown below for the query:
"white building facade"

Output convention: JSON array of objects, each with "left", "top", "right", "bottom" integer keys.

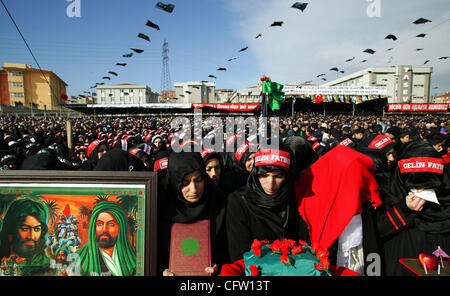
[
  {"left": 322, "top": 66, "right": 433, "bottom": 104},
  {"left": 174, "top": 81, "right": 216, "bottom": 103},
  {"left": 95, "top": 84, "right": 158, "bottom": 105},
  {"left": 229, "top": 86, "right": 261, "bottom": 103}
]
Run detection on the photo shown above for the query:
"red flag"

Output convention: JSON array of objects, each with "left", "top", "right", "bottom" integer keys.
[{"left": 313, "top": 94, "right": 323, "bottom": 103}]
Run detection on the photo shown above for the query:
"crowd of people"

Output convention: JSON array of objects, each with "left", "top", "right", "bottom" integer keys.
[{"left": 0, "top": 111, "right": 449, "bottom": 276}]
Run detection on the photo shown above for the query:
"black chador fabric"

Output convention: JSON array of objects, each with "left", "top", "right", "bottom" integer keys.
[
  {"left": 152, "top": 149, "right": 171, "bottom": 183},
  {"left": 423, "top": 163, "right": 450, "bottom": 233},
  {"left": 79, "top": 140, "right": 106, "bottom": 171},
  {"left": 381, "top": 141, "right": 445, "bottom": 229},
  {"left": 20, "top": 151, "right": 72, "bottom": 170},
  {"left": 202, "top": 150, "right": 231, "bottom": 196},
  {"left": 357, "top": 147, "right": 390, "bottom": 186},
  {"left": 356, "top": 147, "right": 390, "bottom": 275},
  {"left": 93, "top": 149, "right": 145, "bottom": 171},
  {"left": 377, "top": 141, "right": 450, "bottom": 275},
  {"left": 157, "top": 152, "right": 228, "bottom": 274},
  {"left": 284, "top": 136, "right": 318, "bottom": 180},
  {"left": 222, "top": 142, "right": 255, "bottom": 196},
  {"left": 226, "top": 144, "right": 309, "bottom": 262}
]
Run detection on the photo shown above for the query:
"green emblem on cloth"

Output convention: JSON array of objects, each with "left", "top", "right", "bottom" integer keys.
[{"left": 180, "top": 237, "right": 199, "bottom": 256}]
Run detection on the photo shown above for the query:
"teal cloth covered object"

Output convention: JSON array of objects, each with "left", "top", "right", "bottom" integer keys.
[{"left": 243, "top": 245, "right": 330, "bottom": 276}]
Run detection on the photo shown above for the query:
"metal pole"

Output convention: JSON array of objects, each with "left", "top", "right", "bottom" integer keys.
[
  {"left": 261, "top": 93, "right": 268, "bottom": 118},
  {"left": 66, "top": 120, "right": 73, "bottom": 156},
  {"left": 292, "top": 98, "right": 294, "bottom": 119}
]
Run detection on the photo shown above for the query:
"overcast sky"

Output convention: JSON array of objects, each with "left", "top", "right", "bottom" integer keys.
[{"left": 0, "top": 0, "right": 448, "bottom": 96}]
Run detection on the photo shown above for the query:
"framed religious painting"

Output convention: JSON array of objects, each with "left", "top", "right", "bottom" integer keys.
[{"left": 0, "top": 170, "right": 157, "bottom": 276}]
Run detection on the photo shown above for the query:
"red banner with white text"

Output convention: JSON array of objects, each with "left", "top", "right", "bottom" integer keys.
[
  {"left": 192, "top": 103, "right": 260, "bottom": 111},
  {"left": 388, "top": 103, "right": 448, "bottom": 112}
]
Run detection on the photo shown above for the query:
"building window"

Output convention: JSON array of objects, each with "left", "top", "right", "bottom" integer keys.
[
  {"left": 9, "top": 82, "right": 24, "bottom": 88},
  {"left": 8, "top": 71, "right": 23, "bottom": 77},
  {"left": 10, "top": 92, "right": 24, "bottom": 98}
]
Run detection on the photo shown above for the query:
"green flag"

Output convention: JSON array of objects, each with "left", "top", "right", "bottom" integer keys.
[{"left": 261, "top": 76, "right": 284, "bottom": 111}]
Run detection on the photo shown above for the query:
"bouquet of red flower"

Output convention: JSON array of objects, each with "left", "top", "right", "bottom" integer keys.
[
  {"left": 219, "top": 238, "right": 360, "bottom": 276},
  {"left": 242, "top": 239, "right": 331, "bottom": 276}
]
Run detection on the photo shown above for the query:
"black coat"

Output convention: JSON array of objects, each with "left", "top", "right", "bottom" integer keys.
[
  {"left": 376, "top": 199, "right": 450, "bottom": 275},
  {"left": 226, "top": 187, "right": 310, "bottom": 262}
]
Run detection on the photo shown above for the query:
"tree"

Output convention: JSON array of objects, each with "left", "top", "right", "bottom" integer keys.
[
  {"left": 78, "top": 204, "right": 92, "bottom": 219},
  {"left": 94, "top": 194, "right": 110, "bottom": 205},
  {"left": 42, "top": 199, "right": 59, "bottom": 226},
  {"left": 117, "top": 195, "right": 138, "bottom": 249}
]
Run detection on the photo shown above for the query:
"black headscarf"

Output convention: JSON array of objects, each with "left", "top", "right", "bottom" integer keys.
[
  {"left": 223, "top": 142, "right": 256, "bottom": 190},
  {"left": 359, "top": 134, "right": 396, "bottom": 155},
  {"left": 93, "top": 149, "right": 145, "bottom": 171},
  {"left": 152, "top": 150, "right": 171, "bottom": 174},
  {"left": 242, "top": 143, "right": 295, "bottom": 238},
  {"left": 164, "top": 152, "right": 226, "bottom": 236},
  {"left": 202, "top": 149, "right": 224, "bottom": 171},
  {"left": 357, "top": 147, "right": 390, "bottom": 186},
  {"left": 381, "top": 140, "right": 448, "bottom": 233},
  {"left": 80, "top": 140, "right": 107, "bottom": 171},
  {"left": 20, "top": 151, "right": 72, "bottom": 170},
  {"left": 234, "top": 142, "right": 256, "bottom": 172},
  {"left": 156, "top": 152, "right": 228, "bottom": 273},
  {"left": 284, "top": 136, "right": 318, "bottom": 180},
  {"left": 112, "top": 139, "right": 130, "bottom": 152},
  {"left": 0, "top": 131, "right": 10, "bottom": 158}
]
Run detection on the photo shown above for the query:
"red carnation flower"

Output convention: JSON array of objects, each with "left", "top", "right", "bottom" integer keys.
[
  {"left": 280, "top": 245, "right": 290, "bottom": 256},
  {"left": 282, "top": 239, "right": 296, "bottom": 249},
  {"left": 251, "top": 239, "right": 263, "bottom": 257},
  {"left": 249, "top": 264, "right": 261, "bottom": 276},
  {"left": 280, "top": 255, "right": 292, "bottom": 266},
  {"left": 320, "top": 256, "right": 330, "bottom": 270},
  {"left": 292, "top": 246, "right": 304, "bottom": 255},
  {"left": 298, "top": 240, "right": 308, "bottom": 247},
  {"left": 251, "top": 239, "right": 260, "bottom": 249},
  {"left": 269, "top": 240, "right": 282, "bottom": 252},
  {"left": 314, "top": 264, "right": 324, "bottom": 271},
  {"left": 316, "top": 248, "right": 329, "bottom": 260}
]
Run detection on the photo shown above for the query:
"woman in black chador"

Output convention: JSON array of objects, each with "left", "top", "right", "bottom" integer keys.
[
  {"left": 158, "top": 151, "right": 229, "bottom": 275},
  {"left": 377, "top": 140, "right": 450, "bottom": 275},
  {"left": 226, "top": 144, "right": 309, "bottom": 262}
]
